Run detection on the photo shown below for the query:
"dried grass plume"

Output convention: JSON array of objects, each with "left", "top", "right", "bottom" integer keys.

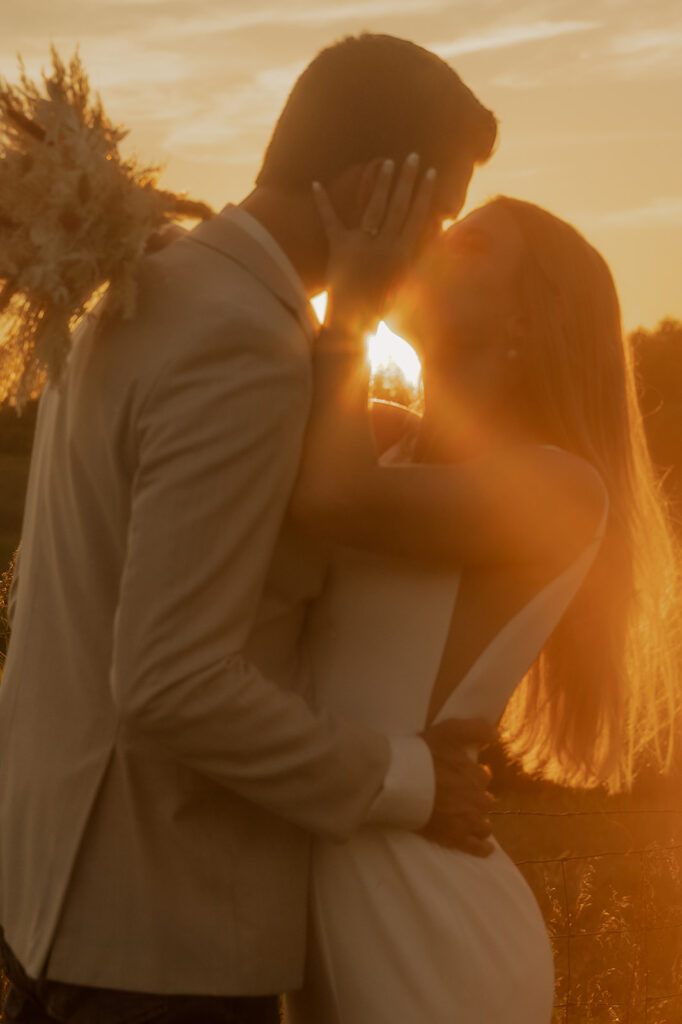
[{"left": 0, "top": 48, "right": 212, "bottom": 410}]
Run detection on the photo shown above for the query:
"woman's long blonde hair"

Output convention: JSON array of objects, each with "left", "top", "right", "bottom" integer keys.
[{"left": 491, "top": 197, "right": 681, "bottom": 791}]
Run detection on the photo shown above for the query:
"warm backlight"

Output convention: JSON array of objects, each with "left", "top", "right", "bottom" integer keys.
[{"left": 310, "top": 292, "right": 421, "bottom": 389}]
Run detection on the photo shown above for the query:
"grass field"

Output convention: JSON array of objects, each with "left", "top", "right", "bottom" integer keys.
[
  {"left": 0, "top": 785, "right": 678, "bottom": 1020},
  {"left": 492, "top": 782, "right": 682, "bottom": 1022}
]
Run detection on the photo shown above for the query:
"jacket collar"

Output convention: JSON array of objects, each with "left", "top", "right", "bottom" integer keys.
[{"left": 186, "top": 205, "right": 318, "bottom": 344}]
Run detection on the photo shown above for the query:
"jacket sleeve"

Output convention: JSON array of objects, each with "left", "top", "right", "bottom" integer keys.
[{"left": 109, "top": 323, "right": 390, "bottom": 840}]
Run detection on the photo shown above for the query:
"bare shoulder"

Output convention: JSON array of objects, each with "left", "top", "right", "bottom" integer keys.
[
  {"left": 432, "top": 442, "right": 611, "bottom": 568},
  {"left": 534, "top": 446, "right": 608, "bottom": 514},
  {"left": 515, "top": 445, "right": 609, "bottom": 560},
  {"left": 370, "top": 400, "right": 421, "bottom": 455}
]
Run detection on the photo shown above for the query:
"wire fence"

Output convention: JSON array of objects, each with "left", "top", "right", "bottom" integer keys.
[
  {"left": 492, "top": 804, "right": 682, "bottom": 1023},
  {"left": 0, "top": 807, "right": 679, "bottom": 1022}
]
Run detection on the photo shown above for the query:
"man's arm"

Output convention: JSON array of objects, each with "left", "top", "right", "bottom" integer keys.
[{"left": 109, "top": 323, "right": 391, "bottom": 841}]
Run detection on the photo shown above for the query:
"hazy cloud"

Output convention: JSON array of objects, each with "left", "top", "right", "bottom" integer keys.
[
  {"left": 432, "top": 20, "right": 599, "bottom": 58},
  {"left": 612, "top": 29, "right": 682, "bottom": 56},
  {"left": 581, "top": 199, "right": 682, "bottom": 228},
  {"left": 164, "top": 60, "right": 306, "bottom": 149},
  {"left": 607, "top": 26, "right": 682, "bottom": 79},
  {"left": 149, "top": 0, "right": 449, "bottom": 40}
]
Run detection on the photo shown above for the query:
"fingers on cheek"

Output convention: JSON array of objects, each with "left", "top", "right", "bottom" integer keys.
[{"left": 462, "top": 810, "right": 490, "bottom": 834}]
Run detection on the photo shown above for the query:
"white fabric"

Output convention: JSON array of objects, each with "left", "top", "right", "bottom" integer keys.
[
  {"left": 287, "top": 445, "right": 608, "bottom": 1024},
  {"left": 366, "top": 735, "right": 436, "bottom": 829}
]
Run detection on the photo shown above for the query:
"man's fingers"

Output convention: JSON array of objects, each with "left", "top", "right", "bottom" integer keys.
[
  {"left": 312, "top": 181, "right": 343, "bottom": 243},
  {"left": 432, "top": 748, "right": 491, "bottom": 787},
  {"left": 434, "top": 792, "right": 492, "bottom": 824},
  {"left": 456, "top": 836, "right": 496, "bottom": 858},
  {"left": 457, "top": 787, "right": 496, "bottom": 813},
  {"left": 435, "top": 808, "right": 492, "bottom": 837},
  {"left": 382, "top": 152, "right": 421, "bottom": 237},
  {"left": 479, "top": 790, "right": 498, "bottom": 812},
  {"left": 468, "top": 817, "right": 493, "bottom": 839},
  {"left": 361, "top": 158, "right": 395, "bottom": 233}
]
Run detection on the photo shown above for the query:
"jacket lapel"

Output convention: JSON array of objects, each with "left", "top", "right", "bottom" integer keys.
[{"left": 186, "top": 207, "right": 318, "bottom": 344}]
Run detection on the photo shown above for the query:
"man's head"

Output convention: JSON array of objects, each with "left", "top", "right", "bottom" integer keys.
[{"left": 256, "top": 34, "right": 497, "bottom": 227}]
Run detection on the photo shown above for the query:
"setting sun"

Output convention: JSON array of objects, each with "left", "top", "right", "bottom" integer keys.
[{"left": 310, "top": 291, "right": 422, "bottom": 390}]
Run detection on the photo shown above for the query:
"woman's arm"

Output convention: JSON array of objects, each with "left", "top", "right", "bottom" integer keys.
[
  {"left": 292, "top": 327, "right": 605, "bottom": 566},
  {"left": 292, "top": 163, "right": 606, "bottom": 567}
]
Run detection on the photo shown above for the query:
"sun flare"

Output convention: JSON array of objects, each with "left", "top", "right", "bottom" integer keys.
[{"left": 310, "top": 292, "right": 421, "bottom": 389}]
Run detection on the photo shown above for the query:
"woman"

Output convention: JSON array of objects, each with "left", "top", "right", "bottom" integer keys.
[{"left": 286, "top": 161, "right": 681, "bottom": 1022}]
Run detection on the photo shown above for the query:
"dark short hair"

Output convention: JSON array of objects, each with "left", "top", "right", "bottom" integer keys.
[{"left": 256, "top": 34, "right": 497, "bottom": 190}]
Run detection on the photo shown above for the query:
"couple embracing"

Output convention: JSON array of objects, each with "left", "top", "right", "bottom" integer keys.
[{"left": 0, "top": 32, "right": 678, "bottom": 1024}]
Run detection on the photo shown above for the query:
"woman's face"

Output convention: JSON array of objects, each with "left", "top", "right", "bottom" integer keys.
[{"left": 390, "top": 203, "right": 528, "bottom": 415}]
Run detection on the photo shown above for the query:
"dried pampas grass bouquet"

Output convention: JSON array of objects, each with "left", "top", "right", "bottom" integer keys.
[{"left": 0, "top": 48, "right": 212, "bottom": 410}]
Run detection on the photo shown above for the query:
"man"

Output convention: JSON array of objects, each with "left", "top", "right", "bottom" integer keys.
[{"left": 0, "top": 33, "right": 497, "bottom": 1024}]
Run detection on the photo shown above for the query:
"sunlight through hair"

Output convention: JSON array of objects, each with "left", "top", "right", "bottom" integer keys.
[{"left": 486, "top": 198, "right": 682, "bottom": 792}]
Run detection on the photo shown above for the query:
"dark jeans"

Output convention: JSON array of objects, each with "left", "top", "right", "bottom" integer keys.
[{"left": 0, "top": 929, "right": 280, "bottom": 1024}]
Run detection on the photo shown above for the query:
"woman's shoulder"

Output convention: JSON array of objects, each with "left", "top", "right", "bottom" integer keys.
[
  {"left": 447, "top": 441, "right": 610, "bottom": 568},
  {"left": 537, "top": 444, "right": 609, "bottom": 509},
  {"left": 527, "top": 444, "right": 610, "bottom": 551}
]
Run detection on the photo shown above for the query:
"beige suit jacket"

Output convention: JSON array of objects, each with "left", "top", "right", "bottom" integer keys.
[{"left": 0, "top": 207, "right": 390, "bottom": 995}]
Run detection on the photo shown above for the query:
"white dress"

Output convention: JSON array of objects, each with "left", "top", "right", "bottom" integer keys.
[{"left": 286, "top": 444, "right": 608, "bottom": 1024}]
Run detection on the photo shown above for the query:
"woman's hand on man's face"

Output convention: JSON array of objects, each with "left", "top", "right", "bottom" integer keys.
[{"left": 313, "top": 154, "right": 438, "bottom": 336}]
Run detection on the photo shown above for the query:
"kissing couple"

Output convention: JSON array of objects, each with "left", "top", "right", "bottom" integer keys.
[{"left": 0, "top": 31, "right": 679, "bottom": 1024}]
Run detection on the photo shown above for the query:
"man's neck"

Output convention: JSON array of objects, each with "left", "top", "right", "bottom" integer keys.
[{"left": 239, "top": 187, "right": 328, "bottom": 296}]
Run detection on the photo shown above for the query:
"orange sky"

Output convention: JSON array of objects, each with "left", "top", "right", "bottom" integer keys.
[{"left": 3, "top": 0, "right": 681, "bottom": 332}]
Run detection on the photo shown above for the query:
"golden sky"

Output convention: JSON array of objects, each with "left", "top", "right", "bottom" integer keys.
[{"left": 3, "top": 0, "right": 681, "bottom": 332}]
